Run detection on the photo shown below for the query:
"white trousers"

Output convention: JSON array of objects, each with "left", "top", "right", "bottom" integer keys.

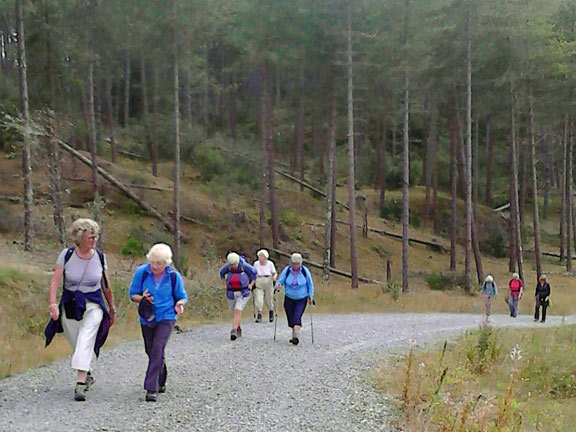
[
  {"left": 61, "top": 301, "right": 103, "bottom": 372},
  {"left": 254, "top": 276, "right": 274, "bottom": 313}
]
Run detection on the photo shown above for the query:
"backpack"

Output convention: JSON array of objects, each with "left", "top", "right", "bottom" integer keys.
[
  {"left": 140, "top": 268, "right": 178, "bottom": 298},
  {"left": 63, "top": 247, "right": 108, "bottom": 290},
  {"left": 284, "top": 265, "right": 309, "bottom": 281}
]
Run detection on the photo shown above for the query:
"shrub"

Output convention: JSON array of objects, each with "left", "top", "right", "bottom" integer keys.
[
  {"left": 426, "top": 272, "right": 455, "bottom": 291},
  {"left": 380, "top": 198, "right": 403, "bottom": 221},
  {"left": 193, "top": 145, "right": 224, "bottom": 182},
  {"left": 279, "top": 210, "right": 300, "bottom": 227},
  {"left": 119, "top": 200, "right": 146, "bottom": 216},
  {"left": 480, "top": 222, "right": 507, "bottom": 258}
]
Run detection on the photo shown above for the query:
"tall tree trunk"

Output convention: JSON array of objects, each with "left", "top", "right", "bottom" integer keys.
[
  {"left": 421, "top": 91, "right": 428, "bottom": 186},
  {"left": 450, "top": 112, "right": 457, "bottom": 271},
  {"left": 401, "top": 0, "right": 411, "bottom": 294},
  {"left": 150, "top": 64, "right": 159, "bottom": 177},
  {"left": 86, "top": 7, "right": 98, "bottom": 199},
  {"left": 259, "top": 72, "right": 267, "bottom": 247},
  {"left": 140, "top": 56, "right": 153, "bottom": 166},
  {"left": 560, "top": 120, "right": 567, "bottom": 261},
  {"left": 542, "top": 136, "right": 550, "bottom": 220},
  {"left": 105, "top": 69, "right": 117, "bottom": 163},
  {"left": 185, "top": 64, "right": 193, "bottom": 128},
  {"left": 203, "top": 43, "right": 209, "bottom": 139},
  {"left": 323, "top": 85, "right": 336, "bottom": 281},
  {"left": 464, "top": 8, "right": 473, "bottom": 292},
  {"left": 123, "top": 49, "right": 130, "bottom": 127},
  {"left": 346, "top": 6, "right": 359, "bottom": 289},
  {"left": 529, "top": 88, "right": 542, "bottom": 278},
  {"left": 510, "top": 82, "right": 524, "bottom": 281},
  {"left": 297, "top": 65, "right": 305, "bottom": 191},
  {"left": 263, "top": 65, "right": 279, "bottom": 249},
  {"left": 44, "top": 1, "right": 65, "bottom": 246},
  {"left": 509, "top": 139, "right": 518, "bottom": 273},
  {"left": 379, "top": 110, "right": 387, "bottom": 210},
  {"left": 16, "top": 0, "right": 33, "bottom": 251},
  {"left": 172, "top": 0, "right": 181, "bottom": 266},
  {"left": 567, "top": 116, "right": 573, "bottom": 272},
  {"left": 485, "top": 118, "right": 493, "bottom": 206},
  {"left": 473, "top": 118, "right": 479, "bottom": 205},
  {"left": 424, "top": 103, "right": 436, "bottom": 224}
]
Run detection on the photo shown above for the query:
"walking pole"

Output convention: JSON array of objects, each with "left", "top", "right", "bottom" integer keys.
[
  {"left": 309, "top": 298, "right": 316, "bottom": 345},
  {"left": 273, "top": 290, "right": 278, "bottom": 342}
]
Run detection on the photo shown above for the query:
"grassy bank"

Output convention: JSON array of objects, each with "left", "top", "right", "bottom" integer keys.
[{"left": 375, "top": 324, "right": 576, "bottom": 431}]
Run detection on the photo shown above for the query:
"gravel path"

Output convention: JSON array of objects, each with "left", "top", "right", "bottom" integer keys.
[{"left": 1, "top": 312, "right": 573, "bottom": 432}]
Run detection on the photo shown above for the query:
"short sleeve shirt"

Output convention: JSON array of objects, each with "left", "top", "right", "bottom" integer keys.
[
  {"left": 253, "top": 260, "right": 277, "bottom": 277},
  {"left": 57, "top": 248, "right": 106, "bottom": 293}
]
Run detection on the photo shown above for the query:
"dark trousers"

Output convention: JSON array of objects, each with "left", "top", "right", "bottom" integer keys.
[
  {"left": 283, "top": 296, "right": 307, "bottom": 328},
  {"left": 534, "top": 298, "right": 549, "bottom": 322},
  {"left": 141, "top": 321, "right": 174, "bottom": 392}
]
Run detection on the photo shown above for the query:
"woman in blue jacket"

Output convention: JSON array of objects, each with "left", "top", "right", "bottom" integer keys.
[
  {"left": 129, "top": 243, "right": 187, "bottom": 402},
  {"left": 275, "top": 253, "right": 314, "bottom": 345}
]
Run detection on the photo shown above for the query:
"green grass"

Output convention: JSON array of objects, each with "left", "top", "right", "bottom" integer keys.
[{"left": 376, "top": 325, "right": 576, "bottom": 431}]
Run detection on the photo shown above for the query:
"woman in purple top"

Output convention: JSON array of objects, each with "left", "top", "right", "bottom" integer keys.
[{"left": 46, "top": 218, "right": 115, "bottom": 402}]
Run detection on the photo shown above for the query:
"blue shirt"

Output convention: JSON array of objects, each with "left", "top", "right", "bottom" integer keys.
[
  {"left": 129, "top": 264, "right": 187, "bottom": 325},
  {"left": 276, "top": 265, "right": 314, "bottom": 300}
]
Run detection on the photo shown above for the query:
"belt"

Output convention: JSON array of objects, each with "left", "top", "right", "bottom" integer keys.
[{"left": 257, "top": 275, "right": 272, "bottom": 278}]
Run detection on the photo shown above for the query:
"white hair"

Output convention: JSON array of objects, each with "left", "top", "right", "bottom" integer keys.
[
  {"left": 540, "top": 274, "right": 547, "bottom": 280},
  {"left": 69, "top": 218, "right": 100, "bottom": 246},
  {"left": 146, "top": 243, "right": 173, "bottom": 265},
  {"left": 485, "top": 275, "right": 493, "bottom": 283},
  {"left": 290, "top": 253, "right": 303, "bottom": 265},
  {"left": 257, "top": 249, "right": 269, "bottom": 259},
  {"left": 227, "top": 252, "right": 240, "bottom": 265},
  {"left": 512, "top": 272, "right": 519, "bottom": 280}
]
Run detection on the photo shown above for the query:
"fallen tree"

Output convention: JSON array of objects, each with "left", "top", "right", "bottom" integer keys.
[
  {"left": 57, "top": 139, "right": 188, "bottom": 241},
  {"left": 270, "top": 247, "right": 383, "bottom": 285},
  {"left": 63, "top": 177, "right": 172, "bottom": 192},
  {"left": 276, "top": 170, "right": 350, "bottom": 210}
]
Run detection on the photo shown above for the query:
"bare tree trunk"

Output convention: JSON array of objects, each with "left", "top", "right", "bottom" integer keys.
[
  {"left": 105, "top": 70, "right": 117, "bottom": 163},
  {"left": 44, "top": 2, "right": 65, "bottom": 246},
  {"left": 263, "top": 65, "right": 279, "bottom": 249},
  {"left": 123, "top": 49, "right": 130, "bottom": 127},
  {"left": 87, "top": 16, "right": 98, "bottom": 199},
  {"left": 510, "top": 81, "right": 524, "bottom": 281},
  {"left": 529, "top": 88, "right": 542, "bottom": 278},
  {"left": 203, "top": 43, "right": 209, "bottom": 139},
  {"left": 401, "top": 0, "right": 411, "bottom": 294},
  {"left": 421, "top": 91, "right": 428, "bottom": 186},
  {"left": 172, "top": 0, "right": 181, "bottom": 266},
  {"left": 16, "top": 0, "right": 34, "bottom": 251},
  {"left": 509, "top": 144, "right": 518, "bottom": 273},
  {"left": 542, "top": 136, "right": 550, "bottom": 220},
  {"left": 323, "top": 86, "right": 336, "bottom": 282},
  {"left": 464, "top": 8, "right": 473, "bottom": 292},
  {"left": 485, "top": 118, "right": 493, "bottom": 206},
  {"left": 259, "top": 72, "right": 267, "bottom": 248},
  {"left": 140, "top": 56, "right": 151, "bottom": 163},
  {"left": 567, "top": 116, "right": 573, "bottom": 272},
  {"left": 297, "top": 66, "right": 305, "bottom": 191},
  {"left": 379, "top": 109, "right": 388, "bottom": 210},
  {"left": 424, "top": 103, "right": 436, "bottom": 224},
  {"left": 561, "top": 120, "right": 567, "bottom": 261},
  {"left": 450, "top": 112, "right": 457, "bottom": 271},
  {"left": 185, "top": 64, "right": 193, "bottom": 128},
  {"left": 473, "top": 118, "right": 479, "bottom": 205},
  {"left": 330, "top": 110, "right": 337, "bottom": 268},
  {"left": 150, "top": 64, "right": 159, "bottom": 177},
  {"left": 346, "top": 6, "right": 359, "bottom": 289}
]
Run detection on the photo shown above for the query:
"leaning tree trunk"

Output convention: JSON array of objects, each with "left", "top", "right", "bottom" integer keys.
[
  {"left": 323, "top": 85, "right": 336, "bottom": 282},
  {"left": 510, "top": 81, "right": 524, "bottom": 281},
  {"left": 171, "top": 0, "right": 181, "bottom": 266},
  {"left": 401, "top": 0, "right": 411, "bottom": 294},
  {"left": 346, "top": 6, "right": 359, "bottom": 289},
  {"left": 16, "top": 0, "right": 34, "bottom": 251},
  {"left": 464, "top": 10, "right": 473, "bottom": 292},
  {"left": 529, "top": 88, "right": 542, "bottom": 278}
]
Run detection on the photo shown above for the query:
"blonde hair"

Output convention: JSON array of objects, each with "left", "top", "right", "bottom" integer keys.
[
  {"left": 146, "top": 243, "right": 173, "bottom": 265},
  {"left": 290, "top": 253, "right": 303, "bottom": 265},
  {"left": 512, "top": 273, "right": 519, "bottom": 280},
  {"left": 69, "top": 218, "right": 100, "bottom": 246}
]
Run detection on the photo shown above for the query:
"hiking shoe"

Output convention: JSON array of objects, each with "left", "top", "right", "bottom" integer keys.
[
  {"left": 269, "top": 311, "right": 274, "bottom": 322},
  {"left": 540, "top": 320, "right": 545, "bottom": 323},
  {"left": 230, "top": 329, "right": 237, "bottom": 341},
  {"left": 146, "top": 391, "right": 158, "bottom": 402},
  {"left": 85, "top": 372, "right": 95, "bottom": 391},
  {"left": 291, "top": 336, "right": 299, "bottom": 345},
  {"left": 159, "top": 385, "right": 166, "bottom": 394},
  {"left": 237, "top": 326, "right": 242, "bottom": 337},
  {"left": 74, "top": 383, "right": 87, "bottom": 402},
  {"left": 255, "top": 313, "right": 262, "bottom": 323}
]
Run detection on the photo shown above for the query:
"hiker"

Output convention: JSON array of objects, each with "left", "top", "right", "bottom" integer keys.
[
  {"left": 129, "top": 243, "right": 187, "bottom": 402},
  {"left": 507, "top": 272, "right": 524, "bottom": 318},
  {"left": 534, "top": 274, "right": 551, "bottom": 323},
  {"left": 481, "top": 275, "right": 498, "bottom": 317},
  {"left": 220, "top": 252, "right": 257, "bottom": 340},
  {"left": 45, "top": 218, "right": 115, "bottom": 402},
  {"left": 275, "top": 252, "right": 314, "bottom": 345},
  {"left": 252, "top": 249, "right": 278, "bottom": 323}
]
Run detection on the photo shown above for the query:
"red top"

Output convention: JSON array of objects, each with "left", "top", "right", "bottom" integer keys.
[{"left": 509, "top": 279, "right": 523, "bottom": 292}]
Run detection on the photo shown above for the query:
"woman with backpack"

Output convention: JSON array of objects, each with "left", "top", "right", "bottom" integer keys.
[
  {"left": 275, "top": 253, "right": 315, "bottom": 345},
  {"left": 220, "top": 252, "right": 257, "bottom": 341},
  {"left": 481, "top": 275, "right": 498, "bottom": 318},
  {"left": 534, "top": 274, "right": 551, "bottom": 323},
  {"left": 507, "top": 272, "right": 524, "bottom": 318},
  {"left": 129, "top": 243, "right": 187, "bottom": 402},
  {"left": 45, "top": 218, "right": 115, "bottom": 402}
]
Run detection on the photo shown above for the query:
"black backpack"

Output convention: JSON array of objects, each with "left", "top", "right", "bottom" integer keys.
[{"left": 63, "top": 247, "right": 108, "bottom": 290}]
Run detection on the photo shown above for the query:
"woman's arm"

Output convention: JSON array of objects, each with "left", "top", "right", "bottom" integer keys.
[
  {"left": 48, "top": 266, "right": 64, "bottom": 320},
  {"left": 101, "top": 270, "right": 115, "bottom": 324}
]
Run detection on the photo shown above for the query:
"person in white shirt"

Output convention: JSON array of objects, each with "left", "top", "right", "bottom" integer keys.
[{"left": 252, "top": 249, "right": 278, "bottom": 323}]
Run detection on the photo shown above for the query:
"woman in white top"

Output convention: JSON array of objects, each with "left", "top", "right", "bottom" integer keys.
[{"left": 252, "top": 249, "right": 278, "bottom": 323}]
